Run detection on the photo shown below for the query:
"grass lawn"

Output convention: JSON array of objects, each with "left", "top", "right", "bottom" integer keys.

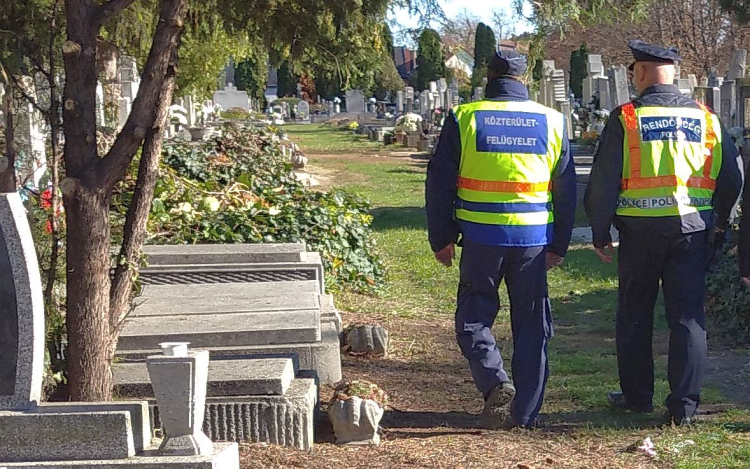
[{"left": 241, "top": 124, "right": 750, "bottom": 469}]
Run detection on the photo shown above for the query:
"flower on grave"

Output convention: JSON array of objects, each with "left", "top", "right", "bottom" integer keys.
[
  {"left": 40, "top": 189, "right": 53, "bottom": 209},
  {"left": 333, "top": 97, "right": 341, "bottom": 104},
  {"left": 202, "top": 196, "right": 221, "bottom": 212},
  {"left": 394, "top": 113, "right": 423, "bottom": 133}
]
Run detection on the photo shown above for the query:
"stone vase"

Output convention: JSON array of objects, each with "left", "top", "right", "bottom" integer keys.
[
  {"left": 146, "top": 343, "right": 213, "bottom": 456},
  {"left": 328, "top": 397, "right": 384, "bottom": 446},
  {"left": 188, "top": 127, "right": 212, "bottom": 142}
]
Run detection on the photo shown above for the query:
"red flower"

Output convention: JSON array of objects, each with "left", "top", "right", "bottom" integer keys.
[
  {"left": 40, "top": 189, "right": 52, "bottom": 210},
  {"left": 45, "top": 220, "right": 52, "bottom": 234}
]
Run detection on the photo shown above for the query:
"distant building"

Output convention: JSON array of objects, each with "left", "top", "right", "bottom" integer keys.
[
  {"left": 445, "top": 48, "right": 474, "bottom": 78},
  {"left": 393, "top": 46, "right": 418, "bottom": 81}
]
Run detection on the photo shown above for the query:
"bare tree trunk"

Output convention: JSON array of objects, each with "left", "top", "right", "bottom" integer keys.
[
  {"left": 0, "top": 90, "right": 16, "bottom": 192},
  {"left": 63, "top": 184, "right": 114, "bottom": 401},
  {"left": 110, "top": 47, "right": 178, "bottom": 329}
]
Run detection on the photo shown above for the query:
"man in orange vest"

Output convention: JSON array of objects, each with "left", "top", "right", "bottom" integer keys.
[{"left": 585, "top": 40, "right": 744, "bottom": 425}]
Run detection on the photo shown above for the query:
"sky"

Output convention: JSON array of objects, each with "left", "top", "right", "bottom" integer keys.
[{"left": 389, "top": 0, "right": 534, "bottom": 46}]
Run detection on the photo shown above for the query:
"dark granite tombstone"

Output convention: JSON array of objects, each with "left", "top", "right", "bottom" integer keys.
[
  {"left": 0, "top": 221, "right": 19, "bottom": 395},
  {"left": 0, "top": 193, "right": 44, "bottom": 410}
]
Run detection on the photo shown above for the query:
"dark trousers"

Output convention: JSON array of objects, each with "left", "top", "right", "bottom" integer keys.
[
  {"left": 617, "top": 228, "right": 708, "bottom": 419},
  {"left": 455, "top": 241, "right": 553, "bottom": 426}
]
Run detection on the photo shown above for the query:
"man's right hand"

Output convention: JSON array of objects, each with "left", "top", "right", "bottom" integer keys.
[
  {"left": 434, "top": 243, "right": 455, "bottom": 267},
  {"left": 743, "top": 277, "right": 750, "bottom": 287},
  {"left": 594, "top": 242, "right": 616, "bottom": 264}
]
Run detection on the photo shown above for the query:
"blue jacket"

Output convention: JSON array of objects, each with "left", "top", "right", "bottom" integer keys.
[
  {"left": 584, "top": 84, "right": 745, "bottom": 248},
  {"left": 425, "top": 77, "right": 577, "bottom": 257}
]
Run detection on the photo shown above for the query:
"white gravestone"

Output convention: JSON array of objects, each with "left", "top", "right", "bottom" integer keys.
[{"left": 212, "top": 83, "right": 249, "bottom": 111}]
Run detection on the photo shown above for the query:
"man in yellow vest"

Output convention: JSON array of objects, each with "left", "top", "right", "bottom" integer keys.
[
  {"left": 426, "top": 49, "right": 577, "bottom": 429},
  {"left": 585, "top": 40, "right": 744, "bottom": 425}
]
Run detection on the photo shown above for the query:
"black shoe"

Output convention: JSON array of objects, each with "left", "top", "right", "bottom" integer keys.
[
  {"left": 607, "top": 392, "right": 654, "bottom": 413},
  {"left": 664, "top": 411, "right": 693, "bottom": 426},
  {"left": 482, "top": 382, "right": 516, "bottom": 429}
]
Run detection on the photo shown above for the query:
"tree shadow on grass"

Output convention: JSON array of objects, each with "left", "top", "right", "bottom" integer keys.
[{"left": 371, "top": 206, "right": 426, "bottom": 231}]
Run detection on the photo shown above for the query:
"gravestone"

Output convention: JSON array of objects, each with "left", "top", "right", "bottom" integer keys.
[
  {"left": 212, "top": 83, "right": 249, "bottom": 111},
  {"left": 0, "top": 193, "right": 44, "bottom": 410},
  {"left": 694, "top": 86, "right": 721, "bottom": 115},
  {"left": 429, "top": 81, "right": 438, "bottom": 93},
  {"left": 586, "top": 55, "right": 604, "bottom": 77},
  {"left": 688, "top": 74, "right": 699, "bottom": 95},
  {"left": 345, "top": 90, "right": 365, "bottom": 114},
  {"left": 721, "top": 80, "right": 736, "bottom": 127},
  {"left": 297, "top": 101, "right": 310, "bottom": 121},
  {"left": 609, "top": 65, "right": 630, "bottom": 107},
  {"left": 420, "top": 91, "right": 429, "bottom": 116},
  {"left": 736, "top": 77, "right": 750, "bottom": 129},
  {"left": 729, "top": 49, "right": 748, "bottom": 80},
  {"left": 396, "top": 90, "right": 404, "bottom": 113},
  {"left": 594, "top": 76, "right": 611, "bottom": 110},
  {"left": 677, "top": 78, "right": 692, "bottom": 95},
  {"left": 405, "top": 87, "right": 414, "bottom": 112},
  {"left": 473, "top": 86, "right": 484, "bottom": 101}
]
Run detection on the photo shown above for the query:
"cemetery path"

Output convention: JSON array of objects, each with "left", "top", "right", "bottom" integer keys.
[{"left": 240, "top": 124, "right": 750, "bottom": 469}]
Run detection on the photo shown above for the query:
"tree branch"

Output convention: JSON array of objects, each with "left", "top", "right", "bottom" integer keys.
[
  {"left": 90, "top": 0, "right": 187, "bottom": 191},
  {"left": 95, "top": 0, "right": 137, "bottom": 26},
  {"left": 109, "top": 46, "right": 177, "bottom": 331}
]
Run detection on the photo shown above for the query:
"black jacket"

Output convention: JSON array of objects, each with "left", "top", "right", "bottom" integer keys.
[
  {"left": 425, "top": 77, "right": 577, "bottom": 256},
  {"left": 740, "top": 158, "right": 750, "bottom": 278},
  {"left": 585, "top": 84, "right": 745, "bottom": 247}
]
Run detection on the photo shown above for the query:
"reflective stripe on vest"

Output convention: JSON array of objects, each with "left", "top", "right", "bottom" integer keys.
[
  {"left": 453, "top": 100, "right": 563, "bottom": 246},
  {"left": 617, "top": 102, "right": 722, "bottom": 217}
]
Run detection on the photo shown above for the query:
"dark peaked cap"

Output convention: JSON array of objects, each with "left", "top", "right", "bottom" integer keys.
[
  {"left": 628, "top": 40, "right": 682, "bottom": 64},
  {"left": 488, "top": 48, "right": 528, "bottom": 77}
]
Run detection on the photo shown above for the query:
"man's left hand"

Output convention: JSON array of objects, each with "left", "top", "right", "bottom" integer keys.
[
  {"left": 743, "top": 277, "right": 750, "bottom": 287},
  {"left": 546, "top": 252, "right": 564, "bottom": 271}
]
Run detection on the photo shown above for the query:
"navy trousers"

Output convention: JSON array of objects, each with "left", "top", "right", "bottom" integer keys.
[
  {"left": 455, "top": 240, "right": 553, "bottom": 426},
  {"left": 616, "top": 228, "right": 708, "bottom": 419}
]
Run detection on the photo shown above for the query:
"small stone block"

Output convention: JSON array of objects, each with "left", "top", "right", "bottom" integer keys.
[
  {"left": 114, "top": 357, "right": 295, "bottom": 397},
  {"left": 0, "top": 442, "right": 240, "bottom": 469},
  {"left": 132, "top": 281, "right": 320, "bottom": 317},
  {"left": 0, "top": 410, "right": 135, "bottom": 462},
  {"left": 35, "top": 401, "right": 151, "bottom": 453},
  {"left": 118, "top": 309, "right": 321, "bottom": 350},
  {"left": 143, "top": 243, "right": 306, "bottom": 265}
]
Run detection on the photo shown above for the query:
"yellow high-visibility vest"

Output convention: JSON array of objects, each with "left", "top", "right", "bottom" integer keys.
[
  {"left": 617, "top": 102, "right": 722, "bottom": 217},
  {"left": 453, "top": 100, "right": 564, "bottom": 246}
]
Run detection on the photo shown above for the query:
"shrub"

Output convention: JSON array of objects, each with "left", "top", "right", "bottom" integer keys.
[
  {"left": 273, "top": 97, "right": 302, "bottom": 108},
  {"left": 221, "top": 107, "right": 251, "bottom": 120},
  {"left": 115, "top": 123, "right": 384, "bottom": 292},
  {"left": 706, "top": 211, "right": 750, "bottom": 342}
]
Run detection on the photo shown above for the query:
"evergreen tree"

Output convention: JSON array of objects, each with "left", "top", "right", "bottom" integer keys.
[
  {"left": 569, "top": 43, "right": 588, "bottom": 99},
  {"left": 277, "top": 62, "right": 299, "bottom": 97},
  {"left": 416, "top": 28, "right": 447, "bottom": 90},
  {"left": 471, "top": 23, "right": 496, "bottom": 89}
]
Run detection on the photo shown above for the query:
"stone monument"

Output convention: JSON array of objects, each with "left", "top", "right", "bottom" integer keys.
[
  {"left": 0, "top": 192, "right": 239, "bottom": 468},
  {"left": 0, "top": 193, "right": 44, "bottom": 410}
]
